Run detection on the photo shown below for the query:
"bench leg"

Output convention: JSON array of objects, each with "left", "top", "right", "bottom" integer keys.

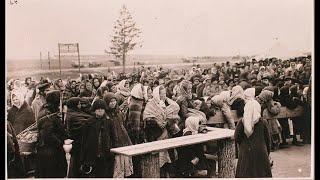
[
  {"left": 217, "top": 138, "right": 235, "bottom": 178},
  {"left": 140, "top": 153, "right": 160, "bottom": 178}
]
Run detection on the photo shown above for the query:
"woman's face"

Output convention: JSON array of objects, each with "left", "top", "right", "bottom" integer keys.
[
  {"left": 194, "top": 101, "right": 202, "bottom": 110},
  {"left": 124, "top": 81, "right": 130, "bottom": 89},
  {"left": 206, "top": 100, "right": 211, "bottom": 108},
  {"left": 12, "top": 95, "right": 21, "bottom": 107},
  {"left": 95, "top": 108, "right": 105, "bottom": 117},
  {"left": 159, "top": 88, "right": 167, "bottom": 101},
  {"left": 71, "top": 82, "right": 76, "bottom": 89},
  {"left": 109, "top": 98, "right": 117, "bottom": 109},
  {"left": 187, "top": 86, "right": 192, "bottom": 95},
  {"left": 86, "top": 82, "right": 93, "bottom": 91},
  {"left": 80, "top": 85, "right": 86, "bottom": 93},
  {"left": 111, "top": 86, "right": 117, "bottom": 93},
  {"left": 103, "top": 90, "right": 109, "bottom": 97},
  {"left": 147, "top": 88, "right": 153, "bottom": 99},
  {"left": 93, "top": 79, "right": 100, "bottom": 88}
]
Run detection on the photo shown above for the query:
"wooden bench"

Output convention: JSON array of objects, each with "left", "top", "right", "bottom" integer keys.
[
  {"left": 206, "top": 105, "right": 305, "bottom": 125},
  {"left": 111, "top": 127, "right": 235, "bottom": 178}
]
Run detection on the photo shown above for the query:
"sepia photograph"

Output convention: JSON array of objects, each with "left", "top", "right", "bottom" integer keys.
[{"left": 5, "top": 0, "right": 314, "bottom": 179}]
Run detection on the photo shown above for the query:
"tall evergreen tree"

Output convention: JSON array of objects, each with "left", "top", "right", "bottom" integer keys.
[{"left": 107, "top": 5, "right": 142, "bottom": 73}]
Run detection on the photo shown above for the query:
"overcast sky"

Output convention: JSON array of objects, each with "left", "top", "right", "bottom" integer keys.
[{"left": 6, "top": 0, "right": 313, "bottom": 60}]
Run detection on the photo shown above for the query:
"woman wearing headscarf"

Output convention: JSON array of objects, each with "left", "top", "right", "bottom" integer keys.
[
  {"left": 115, "top": 79, "right": 131, "bottom": 106},
  {"left": 79, "top": 81, "right": 95, "bottom": 98},
  {"left": 64, "top": 79, "right": 79, "bottom": 98},
  {"left": 143, "top": 85, "right": 180, "bottom": 177},
  {"left": 176, "top": 80, "right": 194, "bottom": 129},
  {"left": 92, "top": 77, "right": 102, "bottom": 91},
  {"left": 92, "top": 86, "right": 109, "bottom": 105},
  {"left": 79, "top": 99, "right": 116, "bottom": 178},
  {"left": 201, "top": 77, "right": 214, "bottom": 97},
  {"left": 53, "top": 79, "right": 65, "bottom": 91},
  {"left": 103, "top": 93, "right": 134, "bottom": 178},
  {"left": 211, "top": 91, "right": 235, "bottom": 129},
  {"left": 234, "top": 92, "right": 272, "bottom": 178},
  {"left": 256, "top": 90, "right": 274, "bottom": 112},
  {"left": 7, "top": 90, "right": 35, "bottom": 135},
  {"left": 256, "top": 90, "right": 282, "bottom": 151},
  {"left": 126, "top": 83, "right": 149, "bottom": 145},
  {"left": 289, "top": 85, "right": 305, "bottom": 146},
  {"left": 65, "top": 97, "right": 93, "bottom": 178},
  {"left": 35, "top": 90, "right": 68, "bottom": 178},
  {"left": 228, "top": 85, "right": 244, "bottom": 107},
  {"left": 174, "top": 116, "right": 209, "bottom": 177}
]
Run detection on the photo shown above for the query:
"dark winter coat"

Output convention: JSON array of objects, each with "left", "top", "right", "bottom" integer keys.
[
  {"left": 66, "top": 97, "right": 93, "bottom": 178},
  {"left": 176, "top": 96, "right": 194, "bottom": 129},
  {"left": 35, "top": 112, "right": 68, "bottom": 178},
  {"left": 7, "top": 101, "right": 35, "bottom": 135},
  {"left": 7, "top": 121, "right": 26, "bottom": 178},
  {"left": 79, "top": 115, "right": 116, "bottom": 178},
  {"left": 126, "top": 96, "right": 145, "bottom": 145},
  {"left": 196, "top": 83, "right": 205, "bottom": 98},
  {"left": 234, "top": 119, "right": 272, "bottom": 178},
  {"left": 175, "top": 131, "right": 208, "bottom": 177}
]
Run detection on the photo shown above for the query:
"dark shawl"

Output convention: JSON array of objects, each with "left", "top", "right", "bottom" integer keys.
[{"left": 7, "top": 101, "right": 35, "bottom": 135}]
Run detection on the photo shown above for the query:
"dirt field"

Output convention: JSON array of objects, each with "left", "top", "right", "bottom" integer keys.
[{"left": 271, "top": 143, "right": 312, "bottom": 178}]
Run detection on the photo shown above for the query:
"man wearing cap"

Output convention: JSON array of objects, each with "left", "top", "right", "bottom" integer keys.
[{"left": 31, "top": 80, "right": 52, "bottom": 120}]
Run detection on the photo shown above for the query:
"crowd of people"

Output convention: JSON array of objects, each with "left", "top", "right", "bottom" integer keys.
[{"left": 7, "top": 55, "right": 312, "bottom": 178}]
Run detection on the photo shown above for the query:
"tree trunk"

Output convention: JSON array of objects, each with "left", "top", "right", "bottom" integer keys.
[
  {"left": 217, "top": 138, "right": 235, "bottom": 178},
  {"left": 140, "top": 153, "right": 160, "bottom": 178}
]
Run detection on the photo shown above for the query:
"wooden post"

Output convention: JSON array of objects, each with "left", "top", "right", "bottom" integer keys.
[
  {"left": 58, "top": 44, "right": 61, "bottom": 77},
  {"left": 140, "top": 153, "right": 160, "bottom": 178},
  {"left": 48, "top": 51, "right": 51, "bottom": 70},
  {"left": 77, "top": 43, "right": 81, "bottom": 73},
  {"left": 217, "top": 138, "right": 235, "bottom": 178},
  {"left": 40, "top": 52, "right": 42, "bottom": 69}
]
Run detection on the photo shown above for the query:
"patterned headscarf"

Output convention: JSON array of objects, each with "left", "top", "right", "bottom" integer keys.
[
  {"left": 179, "top": 80, "right": 192, "bottom": 100},
  {"left": 228, "top": 85, "right": 244, "bottom": 105},
  {"left": 117, "top": 80, "right": 131, "bottom": 97},
  {"left": 183, "top": 116, "right": 200, "bottom": 135}
]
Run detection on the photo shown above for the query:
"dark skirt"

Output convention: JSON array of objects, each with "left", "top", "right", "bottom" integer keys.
[
  {"left": 35, "top": 146, "right": 67, "bottom": 178},
  {"left": 235, "top": 120, "right": 272, "bottom": 178}
]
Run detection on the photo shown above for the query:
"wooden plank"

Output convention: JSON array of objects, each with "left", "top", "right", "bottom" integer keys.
[
  {"left": 111, "top": 128, "right": 234, "bottom": 156},
  {"left": 217, "top": 138, "right": 235, "bottom": 178},
  {"left": 112, "top": 130, "right": 221, "bottom": 155},
  {"left": 112, "top": 127, "right": 231, "bottom": 153},
  {"left": 113, "top": 128, "right": 233, "bottom": 155},
  {"left": 207, "top": 106, "right": 304, "bottom": 125},
  {"left": 141, "top": 153, "right": 160, "bottom": 178}
]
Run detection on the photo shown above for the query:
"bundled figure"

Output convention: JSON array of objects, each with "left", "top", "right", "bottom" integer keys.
[
  {"left": 35, "top": 90, "right": 68, "bottom": 178},
  {"left": 234, "top": 89, "right": 272, "bottom": 178},
  {"left": 143, "top": 85, "right": 180, "bottom": 177}
]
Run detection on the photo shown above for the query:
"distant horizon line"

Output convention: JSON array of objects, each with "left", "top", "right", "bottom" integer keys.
[{"left": 6, "top": 53, "right": 246, "bottom": 61}]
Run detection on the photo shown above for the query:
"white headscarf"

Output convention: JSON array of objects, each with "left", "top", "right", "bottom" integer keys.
[
  {"left": 117, "top": 80, "right": 131, "bottom": 97},
  {"left": 11, "top": 90, "right": 25, "bottom": 109},
  {"left": 183, "top": 116, "right": 200, "bottom": 135},
  {"left": 153, "top": 86, "right": 166, "bottom": 109},
  {"left": 243, "top": 88, "right": 261, "bottom": 137},
  {"left": 130, "top": 83, "right": 144, "bottom": 100},
  {"left": 244, "top": 88, "right": 256, "bottom": 101}
]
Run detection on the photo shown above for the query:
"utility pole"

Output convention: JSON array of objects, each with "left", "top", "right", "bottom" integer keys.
[
  {"left": 58, "top": 44, "right": 61, "bottom": 77},
  {"left": 77, "top": 43, "right": 81, "bottom": 73},
  {"left": 40, "top": 52, "right": 42, "bottom": 69},
  {"left": 48, "top": 51, "right": 51, "bottom": 70}
]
